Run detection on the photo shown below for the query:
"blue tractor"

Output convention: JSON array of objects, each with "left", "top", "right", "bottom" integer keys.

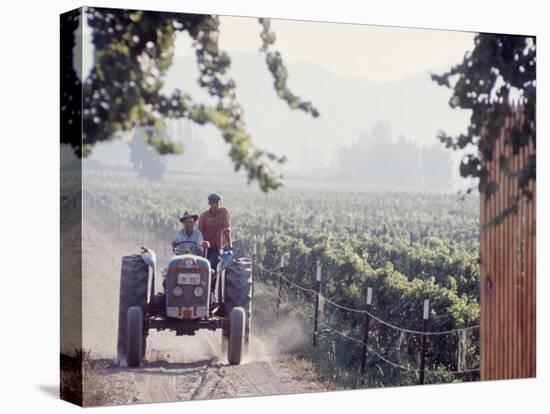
[{"left": 116, "top": 240, "right": 252, "bottom": 367}]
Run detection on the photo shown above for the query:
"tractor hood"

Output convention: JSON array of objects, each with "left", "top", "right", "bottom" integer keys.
[{"left": 168, "top": 254, "right": 210, "bottom": 271}]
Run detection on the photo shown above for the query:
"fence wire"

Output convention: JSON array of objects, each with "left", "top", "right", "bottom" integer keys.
[
  {"left": 260, "top": 282, "right": 479, "bottom": 375},
  {"left": 256, "top": 263, "right": 479, "bottom": 336}
]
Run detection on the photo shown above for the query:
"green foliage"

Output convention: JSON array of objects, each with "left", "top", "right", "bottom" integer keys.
[
  {"left": 259, "top": 18, "right": 320, "bottom": 117},
  {"left": 83, "top": 171, "right": 480, "bottom": 387},
  {"left": 60, "top": 10, "right": 82, "bottom": 155},
  {"left": 260, "top": 227, "right": 479, "bottom": 387},
  {"left": 432, "top": 33, "right": 536, "bottom": 220},
  {"left": 61, "top": 8, "right": 319, "bottom": 192}
]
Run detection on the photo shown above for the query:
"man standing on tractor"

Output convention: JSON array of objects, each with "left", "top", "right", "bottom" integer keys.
[
  {"left": 172, "top": 211, "right": 210, "bottom": 255},
  {"left": 198, "top": 192, "right": 232, "bottom": 270}
]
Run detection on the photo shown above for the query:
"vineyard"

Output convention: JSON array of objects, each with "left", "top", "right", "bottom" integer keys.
[{"left": 78, "top": 170, "right": 481, "bottom": 388}]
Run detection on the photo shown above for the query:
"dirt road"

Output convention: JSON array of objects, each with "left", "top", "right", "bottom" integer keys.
[
  {"left": 80, "top": 218, "right": 323, "bottom": 406},
  {"left": 95, "top": 351, "right": 319, "bottom": 405}
]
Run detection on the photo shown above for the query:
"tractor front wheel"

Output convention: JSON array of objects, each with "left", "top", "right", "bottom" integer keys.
[
  {"left": 127, "top": 306, "right": 144, "bottom": 368},
  {"left": 227, "top": 307, "right": 245, "bottom": 365}
]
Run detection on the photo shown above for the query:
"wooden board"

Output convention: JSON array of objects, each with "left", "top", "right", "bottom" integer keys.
[{"left": 480, "top": 108, "right": 536, "bottom": 380}]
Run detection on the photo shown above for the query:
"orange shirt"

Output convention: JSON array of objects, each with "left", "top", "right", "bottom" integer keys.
[{"left": 198, "top": 207, "right": 230, "bottom": 250}]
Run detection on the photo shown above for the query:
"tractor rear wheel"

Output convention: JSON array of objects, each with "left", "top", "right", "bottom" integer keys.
[
  {"left": 224, "top": 261, "right": 252, "bottom": 353},
  {"left": 127, "top": 306, "right": 144, "bottom": 367},
  {"left": 117, "top": 255, "right": 149, "bottom": 365},
  {"left": 227, "top": 307, "right": 245, "bottom": 365}
]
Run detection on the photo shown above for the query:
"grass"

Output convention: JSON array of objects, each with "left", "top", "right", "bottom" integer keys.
[{"left": 279, "top": 354, "right": 343, "bottom": 391}]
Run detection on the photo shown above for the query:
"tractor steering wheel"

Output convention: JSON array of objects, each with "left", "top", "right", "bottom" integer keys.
[{"left": 173, "top": 240, "right": 207, "bottom": 257}]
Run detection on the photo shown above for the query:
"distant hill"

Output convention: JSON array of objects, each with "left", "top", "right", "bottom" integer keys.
[{"left": 87, "top": 51, "right": 471, "bottom": 188}]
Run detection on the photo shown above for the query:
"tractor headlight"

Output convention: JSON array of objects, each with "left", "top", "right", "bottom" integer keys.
[
  {"left": 193, "top": 286, "right": 204, "bottom": 297},
  {"left": 172, "top": 286, "right": 184, "bottom": 297}
]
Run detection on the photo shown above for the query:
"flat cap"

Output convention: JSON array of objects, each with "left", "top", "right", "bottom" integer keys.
[{"left": 208, "top": 192, "right": 223, "bottom": 202}]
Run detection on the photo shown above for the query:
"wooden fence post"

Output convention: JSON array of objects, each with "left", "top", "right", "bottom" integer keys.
[
  {"left": 163, "top": 227, "right": 167, "bottom": 257},
  {"left": 313, "top": 263, "right": 321, "bottom": 347},
  {"left": 276, "top": 256, "right": 284, "bottom": 317},
  {"left": 360, "top": 287, "right": 373, "bottom": 385},
  {"left": 419, "top": 299, "right": 430, "bottom": 384},
  {"left": 251, "top": 241, "right": 257, "bottom": 294},
  {"left": 154, "top": 218, "right": 159, "bottom": 253}
]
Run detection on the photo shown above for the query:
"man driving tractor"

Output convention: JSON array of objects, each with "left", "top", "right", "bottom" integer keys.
[
  {"left": 198, "top": 192, "right": 232, "bottom": 270},
  {"left": 172, "top": 211, "right": 210, "bottom": 255}
]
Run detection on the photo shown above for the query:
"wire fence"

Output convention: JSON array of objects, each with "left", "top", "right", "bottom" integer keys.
[
  {"left": 258, "top": 264, "right": 479, "bottom": 336},
  {"left": 256, "top": 262, "right": 480, "bottom": 379}
]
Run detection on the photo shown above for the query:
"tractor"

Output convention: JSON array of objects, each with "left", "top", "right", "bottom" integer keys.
[{"left": 116, "top": 239, "right": 253, "bottom": 367}]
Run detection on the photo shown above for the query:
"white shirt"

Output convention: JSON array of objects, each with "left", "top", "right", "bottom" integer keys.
[{"left": 173, "top": 228, "right": 204, "bottom": 255}]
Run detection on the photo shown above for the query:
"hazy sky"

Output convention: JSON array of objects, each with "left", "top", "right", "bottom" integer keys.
[
  {"left": 174, "top": 16, "right": 476, "bottom": 83},
  {"left": 82, "top": 14, "right": 475, "bottom": 84},
  {"left": 82, "top": 11, "right": 477, "bottom": 190}
]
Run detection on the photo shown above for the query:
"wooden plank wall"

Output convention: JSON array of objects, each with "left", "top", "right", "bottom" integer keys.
[{"left": 480, "top": 109, "right": 536, "bottom": 380}]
